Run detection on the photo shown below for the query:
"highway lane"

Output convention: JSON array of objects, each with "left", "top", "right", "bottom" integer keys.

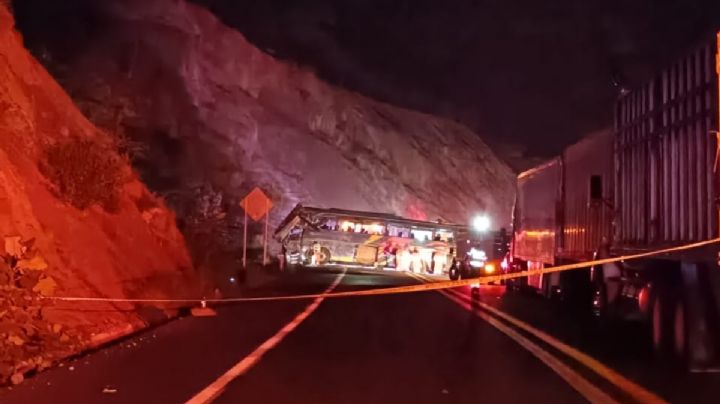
[
  {"left": 0, "top": 271, "right": 342, "bottom": 404},
  {"left": 442, "top": 283, "right": 720, "bottom": 404},
  {"left": 212, "top": 274, "right": 586, "bottom": 404},
  {"left": 3, "top": 267, "right": 716, "bottom": 403}
]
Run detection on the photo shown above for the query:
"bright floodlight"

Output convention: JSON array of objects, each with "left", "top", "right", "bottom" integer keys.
[{"left": 472, "top": 215, "right": 491, "bottom": 232}]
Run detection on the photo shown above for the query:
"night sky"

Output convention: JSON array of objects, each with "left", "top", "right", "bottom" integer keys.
[{"left": 193, "top": 0, "right": 720, "bottom": 168}]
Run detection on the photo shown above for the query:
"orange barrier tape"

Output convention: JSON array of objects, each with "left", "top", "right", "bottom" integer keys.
[{"left": 45, "top": 237, "right": 720, "bottom": 304}]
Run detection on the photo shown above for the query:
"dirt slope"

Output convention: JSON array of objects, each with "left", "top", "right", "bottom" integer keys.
[{"left": 0, "top": 4, "right": 196, "bottom": 384}]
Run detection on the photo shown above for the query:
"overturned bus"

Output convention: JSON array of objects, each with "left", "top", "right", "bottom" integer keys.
[{"left": 274, "top": 205, "right": 465, "bottom": 274}]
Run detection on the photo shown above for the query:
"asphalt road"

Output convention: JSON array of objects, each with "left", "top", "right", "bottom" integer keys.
[{"left": 1, "top": 268, "right": 718, "bottom": 403}]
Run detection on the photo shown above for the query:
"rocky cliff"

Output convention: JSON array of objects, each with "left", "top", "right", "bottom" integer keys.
[
  {"left": 0, "top": 4, "right": 195, "bottom": 384},
  {"left": 17, "top": 0, "right": 516, "bottom": 258}
]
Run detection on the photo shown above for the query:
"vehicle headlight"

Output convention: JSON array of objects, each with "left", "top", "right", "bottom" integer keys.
[
  {"left": 469, "top": 260, "right": 484, "bottom": 268},
  {"left": 484, "top": 263, "right": 496, "bottom": 274},
  {"left": 469, "top": 248, "right": 487, "bottom": 260}
]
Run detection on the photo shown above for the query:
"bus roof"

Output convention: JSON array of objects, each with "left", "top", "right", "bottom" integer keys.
[{"left": 274, "top": 204, "right": 466, "bottom": 239}]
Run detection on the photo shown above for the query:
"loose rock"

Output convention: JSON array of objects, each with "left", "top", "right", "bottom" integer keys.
[{"left": 10, "top": 372, "right": 23, "bottom": 385}]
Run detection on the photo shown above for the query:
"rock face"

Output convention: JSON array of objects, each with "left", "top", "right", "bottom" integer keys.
[
  {"left": 0, "top": 4, "right": 195, "bottom": 383},
  {"left": 21, "top": 0, "right": 515, "bottom": 254}
]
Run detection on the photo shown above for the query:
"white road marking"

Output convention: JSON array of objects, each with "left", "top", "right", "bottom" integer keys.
[
  {"left": 186, "top": 270, "right": 346, "bottom": 404},
  {"left": 408, "top": 272, "right": 666, "bottom": 404}
]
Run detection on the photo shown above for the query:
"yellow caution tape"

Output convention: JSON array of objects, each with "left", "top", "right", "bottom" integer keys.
[{"left": 45, "top": 237, "right": 720, "bottom": 304}]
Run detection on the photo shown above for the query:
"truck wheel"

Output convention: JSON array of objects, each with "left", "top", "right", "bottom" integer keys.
[
  {"left": 651, "top": 292, "right": 675, "bottom": 357},
  {"left": 673, "top": 298, "right": 688, "bottom": 361},
  {"left": 508, "top": 275, "right": 527, "bottom": 293},
  {"left": 449, "top": 264, "right": 460, "bottom": 281}
]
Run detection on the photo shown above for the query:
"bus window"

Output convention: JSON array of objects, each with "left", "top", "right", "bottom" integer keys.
[
  {"left": 340, "top": 220, "right": 386, "bottom": 234},
  {"left": 387, "top": 224, "right": 410, "bottom": 237},
  {"left": 319, "top": 218, "right": 338, "bottom": 230},
  {"left": 289, "top": 227, "right": 303, "bottom": 238},
  {"left": 435, "top": 230, "right": 454, "bottom": 242},
  {"left": 368, "top": 223, "right": 385, "bottom": 234},
  {"left": 358, "top": 223, "right": 385, "bottom": 234},
  {"left": 411, "top": 229, "right": 433, "bottom": 241}
]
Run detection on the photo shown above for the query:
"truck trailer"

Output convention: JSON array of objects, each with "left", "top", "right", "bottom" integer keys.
[
  {"left": 511, "top": 32, "right": 720, "bottom": 369},
  {"left": 510, "top": 130, "right": 613, "bottom": 300}
]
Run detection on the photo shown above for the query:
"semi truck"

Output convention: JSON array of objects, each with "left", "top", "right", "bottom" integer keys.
[{"left": 510, "top": 32, "right": 720, "bottom": 369}]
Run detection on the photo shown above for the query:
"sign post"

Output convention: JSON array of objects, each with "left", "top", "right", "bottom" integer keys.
[
  {"left": 263, "top": 197, "right": 270, "bottom": 265},
  {"left": 716, "top": 32, "right": 720, "bottom": 237},
  {"left": 243, "top": 208, "right": 248, "bottom": 268},
  {"left": 239, "top": 187, "right": 273, "bottom": 268}
]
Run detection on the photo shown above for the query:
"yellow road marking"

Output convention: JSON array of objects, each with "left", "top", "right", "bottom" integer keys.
[
  {"left": 409, "top": 273, "right": 667, "bottom": 404},
  {"left": 437, "top": 287, "right": 617, "bottom": 403}
]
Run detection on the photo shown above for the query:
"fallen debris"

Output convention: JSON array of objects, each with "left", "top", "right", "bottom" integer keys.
[
  {"left": 0, "top": 237, "right": 84, "bottom": 386},
  {"left": 10, "top": 373, "right": 23, "bottom": 385}
]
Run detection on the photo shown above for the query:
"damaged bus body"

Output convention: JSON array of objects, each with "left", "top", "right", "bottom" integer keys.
[{"left": 274, "top": 205, "right": 463, "bottom": 274}]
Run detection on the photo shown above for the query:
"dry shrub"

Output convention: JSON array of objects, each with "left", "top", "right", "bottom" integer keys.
[
  {"left": 134, "top": 191, "right": 159, "bottom": 212},
  {"left": 41, "top": 139, "right": 124, "bottom": 212}
]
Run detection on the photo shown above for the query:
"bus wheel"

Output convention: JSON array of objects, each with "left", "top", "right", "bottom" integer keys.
[{"left": 317, "top": 247, "right": 331, "bottom": 265}]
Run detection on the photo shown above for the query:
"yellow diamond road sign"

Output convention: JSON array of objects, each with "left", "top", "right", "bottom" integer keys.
[{"left": 240, "top": 187, "right": 273, "bottom": 221}]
